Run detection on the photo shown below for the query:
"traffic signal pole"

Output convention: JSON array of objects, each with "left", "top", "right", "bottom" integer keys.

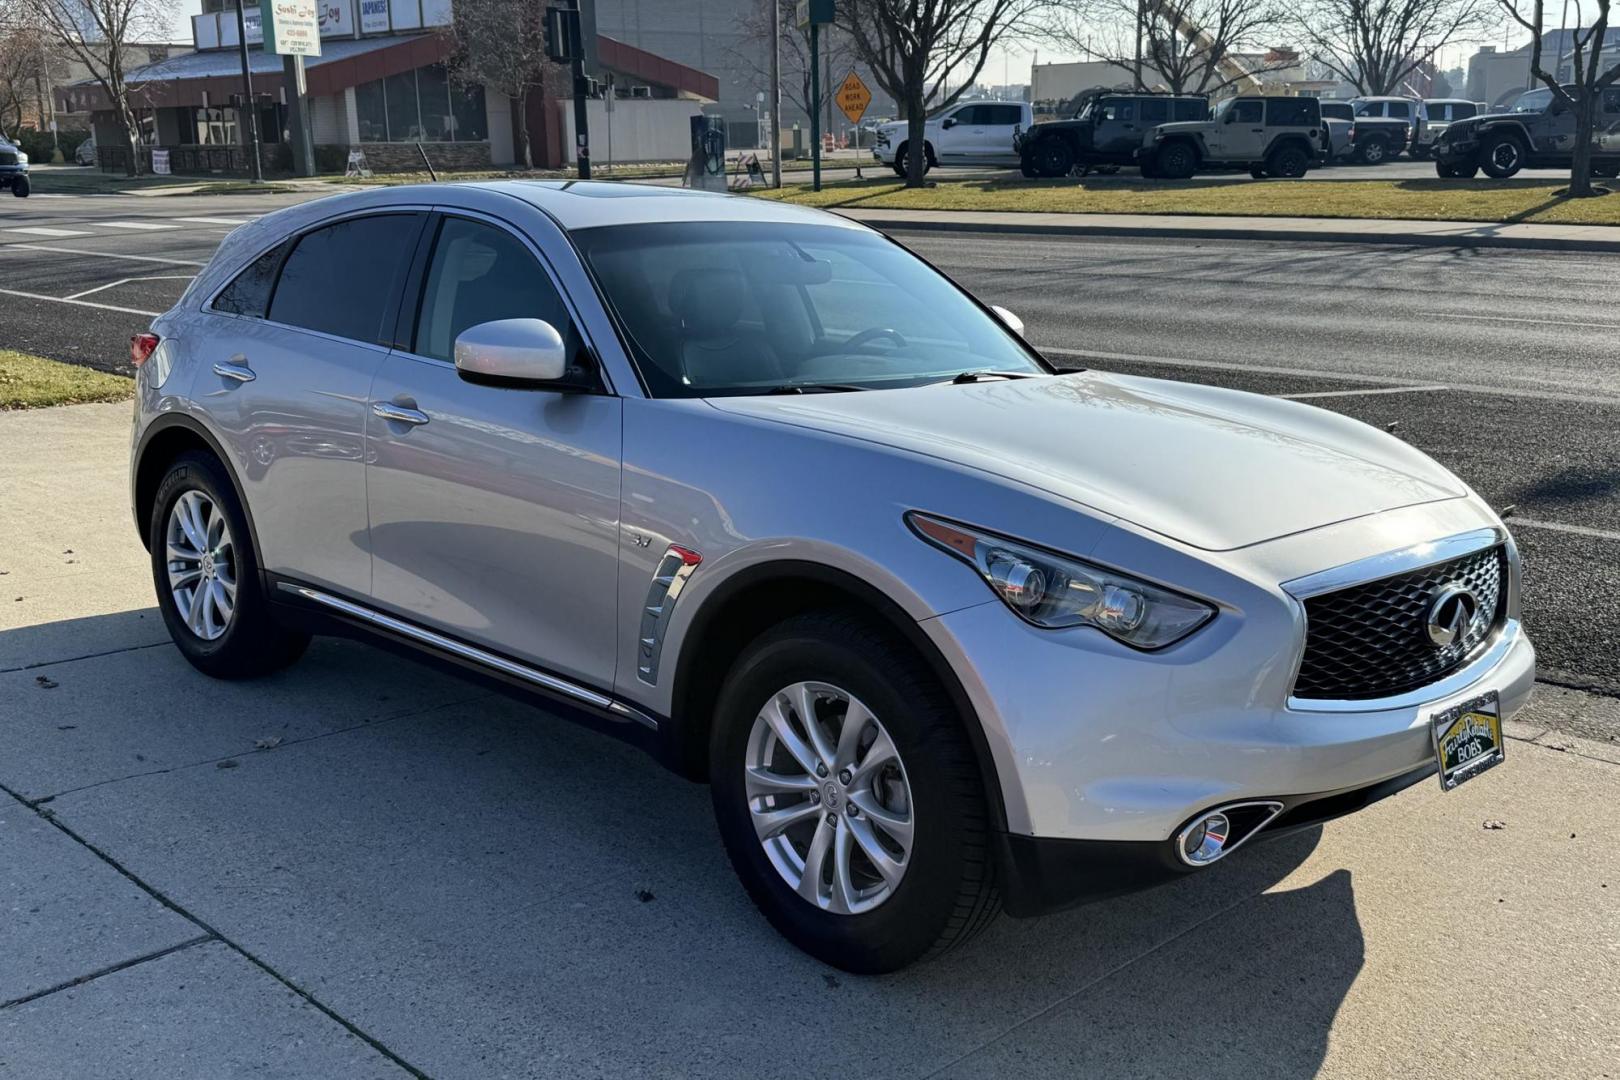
[
  {"left": 810, "top": 22, "right": 820, "bottom": 192},
  {"left": 570, "top": 0, "right": 590, "bottom": 179}
]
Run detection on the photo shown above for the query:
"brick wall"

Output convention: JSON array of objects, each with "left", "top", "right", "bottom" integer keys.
[{"left": 339, "top": 141, "right": 493, "bottom": 172}]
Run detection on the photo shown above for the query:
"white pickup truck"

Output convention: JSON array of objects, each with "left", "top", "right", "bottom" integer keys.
[{"left": 872, "top": 100, "right": 1033, "bottom": 176}]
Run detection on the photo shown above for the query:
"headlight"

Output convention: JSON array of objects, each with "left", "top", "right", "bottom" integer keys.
[
  {"left": 908, "top": 513, "right": 1216, "bottom": 649},
  {"left": 15, "top": 152, "right": 26, "bottom": 164}
]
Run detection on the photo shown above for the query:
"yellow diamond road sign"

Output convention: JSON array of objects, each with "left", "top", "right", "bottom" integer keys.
[{"left": 836, "top": 72, "right": 873, "bottom": 125}]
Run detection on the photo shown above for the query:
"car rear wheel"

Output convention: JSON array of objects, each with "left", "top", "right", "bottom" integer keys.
[
  {"left": 1154, "top": 141, "right": 1197, "bottom": 180},
  {"left": 1030, "top": 137, "right": 1074, "bottom": 178},
  {"left": 1266, "top": 145, "right": 1310, "bottom": 179},
  {"left": 709, "top": 610, "right": 1000, "bottom": 973},
  {"left": 1593, "top": 162, "right": 1620, "bottom": 179},
  {"left": 150, "top": 451, "right": 309, "bottom": 679},
  {"left": 1356, "top": 137, "right": 1389, "bottom": 165},
  {"left": 1248, "top": 164, "right": 1267, "bottom": 179},
  {"left": 1479, "top": 133, "right": 1526, "bottom": 178}
]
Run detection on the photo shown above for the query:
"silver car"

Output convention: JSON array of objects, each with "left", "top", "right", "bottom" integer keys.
[{"left": 129, "top": 183, "right": 1535, "bottom": 973}]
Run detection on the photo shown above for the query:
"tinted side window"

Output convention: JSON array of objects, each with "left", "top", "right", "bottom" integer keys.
[
  {"left": 986, "top": 104, "right": 1023, "bottom": 125},
  {"left": 1139, "top": 99, "right": 1169, "bottom": 124},
  {"left": 1266, "top": 98, "right": 1318, "bottom": 126},
  {"left": 211, "top": 240, "right": 288, "bottom": 318},
  {"left": 1173, "top": 99, "right": 1206, "bottom": 121},
  {"left": 1388, "top": 101, "right": 1411, "bottom": 118},
  {"left": 1453, "top": 102, "right": 1478, "bottom": 119},
  {"left": 1101, "top": 100, "right": 1134, "bottom": 121},
  {"left": 413, "top": 217, "right": 574, "bottom": 362},
  {"left": 1232, "top": 100, "right": 1264, "bottom": 124},
  {"left": 952, "top": 105, "right": 984, "bottom": 125},
  {"left": 1320, "top": 102, "right": 1353, "bottom": 121},
  {"left": 1603, "top": 88, "right": 1620, "bottom": 114},
  {"left": 267, "top": 214, "right": 420, "bottom": 343}
]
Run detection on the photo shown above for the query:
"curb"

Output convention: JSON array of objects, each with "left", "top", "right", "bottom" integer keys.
[{"left": 834, "top": 211, "right": 1620, "bottom": 254}]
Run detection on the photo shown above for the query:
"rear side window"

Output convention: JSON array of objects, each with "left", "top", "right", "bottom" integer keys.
[
  {"left": 1603, "top": 87, "right": 1620, "bottom": 114},
  {"left": 1453, "top": 102, "right": 1478, "bottom": 119},
  {"left": 211, "top": 240, "right": 288, "bottom": 318},
  {"left": 1266, "top": 98, "right": 1319, "bottom": 126},
  {"left": 1320, "top": 102, "right": 1353, "bottom": 121},
  {"left": 1139, "top": 99, "right": 1169, "bottom": 124},
  {"left": 267, "top": 214, "right": 421, "bottom": 343},
  {"left": 1388, "top": 101, "right": 1411, "bottom": 118},
  {"left": 1173, "top": 99, "right": 1206, "bottom": 121},
  {"left": 412, "top": 217, "right": 575, "bottom": 362}
]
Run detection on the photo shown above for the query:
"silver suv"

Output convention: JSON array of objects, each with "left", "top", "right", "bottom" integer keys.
[
  {"left": 1143, "top": 95, "right": 1326, "bottom": 178},
  {"left": 130, "top": 183, "right": 1534, "bottom": 972}
]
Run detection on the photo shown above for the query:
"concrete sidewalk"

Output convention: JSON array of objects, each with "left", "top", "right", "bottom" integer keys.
[
  {"left": 3, "top": 402, "right": 1619, "bottom": 1079},
  {"left": 836, "top": 207, "right": 1620, "bottom": 252}
]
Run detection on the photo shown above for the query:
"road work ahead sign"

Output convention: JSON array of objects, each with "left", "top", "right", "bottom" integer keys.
[
  {"left": 836, "top": 71, "right": 872, "bottom": 124},
  {"left": 264, "top": 0, "right": 321, "bottom": 56}
]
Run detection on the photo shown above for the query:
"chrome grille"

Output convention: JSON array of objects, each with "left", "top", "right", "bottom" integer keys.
[{"left": 1294, "top": 545, "right": 1506, "bottom": 700}]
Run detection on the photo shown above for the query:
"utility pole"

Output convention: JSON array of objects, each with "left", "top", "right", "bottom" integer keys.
[
  {"left": 770, "top": 0, "right": 782, "bottom": 187},
  {"left": 234, "top": 0, "right": 264, "bottom": 183},
  {"left": 283, "top": 55, "right": 315, "bottom": 177},
  {"left": 810, "top": 20, "right": 820, "bottom": 191},
  {"left": 570, "top": 0, "right": 591, "bottom": 179}
]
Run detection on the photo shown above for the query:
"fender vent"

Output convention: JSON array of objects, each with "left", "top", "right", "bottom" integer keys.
[{"left": 636, "top": 545, "right": 701, "bottom": 685}]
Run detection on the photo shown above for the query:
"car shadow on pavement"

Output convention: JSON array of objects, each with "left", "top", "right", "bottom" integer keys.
[{"left": 0, "top": 618, "right": 1366, "bottom": 1080}]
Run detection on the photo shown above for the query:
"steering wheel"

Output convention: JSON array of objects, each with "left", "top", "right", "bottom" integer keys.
[{"left": 842, "top": 327, "right": 908, "bottom": 352}]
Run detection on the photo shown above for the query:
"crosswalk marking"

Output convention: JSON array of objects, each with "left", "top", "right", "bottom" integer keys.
[
  {"left": 8, "top": 226, "right": 92, "bottom": 237},
  {"left": 174, "top": 216, "right": 254, "bottom": 226},
  {"left": 99, "top": 220, "right": 179, "bottom": 231}
]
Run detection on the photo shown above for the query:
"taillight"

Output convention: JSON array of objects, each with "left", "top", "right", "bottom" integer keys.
[{"left": 130, "top": 332, "right": 160, "bottom": 367}]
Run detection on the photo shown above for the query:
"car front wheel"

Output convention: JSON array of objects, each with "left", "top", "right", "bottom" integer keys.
[
  {"left": 709, "top": 611, "right": 1000, "bottom": 973},
  {"left": 1479, "top": 133, "right": 1526, "bottom": 178},
  {"left": 1154, "top": 142, "right": 1197, "bottom": 179},
  {"left": 150, "top": 451, "right": 309, "bottom": 679}
]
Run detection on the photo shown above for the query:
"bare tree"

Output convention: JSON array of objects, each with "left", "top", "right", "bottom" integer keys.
[
  {"left": 1496, "top": 0, "right": 1617, "bottom": 195},
  {"left": 1293, "top": 0, "right": 1492, "bottom": 95},
  {"left": 11, "top": 0, "right": 174, "bottom": 175},
  {"left": 0, "top": 30, "right": 47, "bottom": 135},
  {"left": 732, "top": 0, "right": 855, "bottom": 121},
  {"left": 441, "top": 0, "right": 556, "bottom": 169},
  {"left": 1038, "top": 0, "right": 1297, "bottom": 97},
  {"left": 839, "top": 0, "right": 1041, "bottom": 185}
]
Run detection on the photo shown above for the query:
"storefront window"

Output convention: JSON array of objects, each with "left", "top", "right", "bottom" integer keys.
[
  {"left": 354, "top": 65, "right": 487, "bottom": 142},
  {"left": 195, "top": 106, "right": 238, "bottom": 145}
]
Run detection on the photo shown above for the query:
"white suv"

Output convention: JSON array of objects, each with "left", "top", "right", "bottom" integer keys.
[{"left": 873, "top": 100, "right": 1032, "bottom": 176}]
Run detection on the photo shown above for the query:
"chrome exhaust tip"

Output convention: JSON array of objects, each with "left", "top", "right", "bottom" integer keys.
[{"left": 1175, "top": 800, "right": 1286, "bottom": 867}]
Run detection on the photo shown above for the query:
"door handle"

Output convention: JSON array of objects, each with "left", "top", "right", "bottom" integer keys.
[
  {"left": 372, "top": 401, "right": 430, "bottom": 426},
  {"left": 213, "top": 360, "right": 254, "bottom": 383}
]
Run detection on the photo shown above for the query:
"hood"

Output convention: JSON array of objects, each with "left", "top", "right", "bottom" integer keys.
[{"left": 708, "top": 372, "right": 1465, "bottom": 552}]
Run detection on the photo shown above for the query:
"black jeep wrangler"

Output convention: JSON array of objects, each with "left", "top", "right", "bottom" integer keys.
[
  {"left": 1016, "top": 92, "right": 1208, "bottom": 178},
  {"left": 0, "top": 135, "right": 30, "bottom": 198},
  {"left": 1433, "top": 84, "right": 1620, "bottom": 179}
]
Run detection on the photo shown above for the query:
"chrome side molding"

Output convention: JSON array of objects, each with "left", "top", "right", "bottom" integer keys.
[{"left": 277, "top": 582, "right": 657, "bottom": 730}]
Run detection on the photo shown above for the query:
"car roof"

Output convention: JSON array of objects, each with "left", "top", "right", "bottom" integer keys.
[{"left": 485, "top": 180, "right": 865, "bottom": 232}]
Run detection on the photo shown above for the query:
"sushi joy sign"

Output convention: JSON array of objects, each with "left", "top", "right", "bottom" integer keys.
[{"left": 264, "top": 0, "right": 322, "bottom": 56}]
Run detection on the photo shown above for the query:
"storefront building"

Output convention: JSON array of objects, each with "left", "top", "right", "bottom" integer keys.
[{"left": 59, "top": 0, "right": 718, "bottom": 173}]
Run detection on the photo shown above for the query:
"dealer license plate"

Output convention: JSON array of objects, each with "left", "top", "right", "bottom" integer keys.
[{"left": 1432, "top": 691, "right": 1504, "bottom": 792}]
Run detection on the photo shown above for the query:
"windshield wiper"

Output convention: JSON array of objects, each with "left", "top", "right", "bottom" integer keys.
[
  {"left": 949, "top": 370, "right": 1037, "bottom": 384},
  {"left": 765, "top": 383, "right": 870, "bottom": 395}
]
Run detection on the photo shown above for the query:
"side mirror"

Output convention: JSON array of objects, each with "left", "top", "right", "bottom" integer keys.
[
  {"left": 454, "top": 318, "right": 572, "bottom": 387},
  {"left": 990, "top": 305, "right": 1024, "bottom": 337},
  {"left": 942, "top": 116, "right": 957, "bottom": 129}
]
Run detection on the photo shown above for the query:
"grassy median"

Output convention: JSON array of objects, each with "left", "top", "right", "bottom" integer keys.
[
  {"left": 0, "top": 351, "right": 133, "bottom": 410},
  {"left": 757, "top": 176, "right": 1620, "bottom": 226}
]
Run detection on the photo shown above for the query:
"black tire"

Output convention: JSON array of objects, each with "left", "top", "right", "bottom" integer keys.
[
  {"left": 893, "top": 142, "right": 933, "bottom": 180},
  {"left": 709, "top": 610, "right": 1000, "bottom": 974},
  {"left": 1592, "top": 162, "right": 1620, "bottom": 179},
  {"left": 1155, "top": 140, "right": 1198, "bottom": 180},
  {"left": 11, "top": 176, "right": 28, "bottom": 198},
  {"left": 1138, "top": 155, "right": 1161, "bottom": 179},
  {"left": 1355, "top": 137, "right": 1390, "bottom": 165},
  {"left": 1029, "top": 136, "right": 1074, "bottom": 178},
  {"left": 1248, "top": 164, "right": 1267, "bottom": 179},
  {"left": 1019, "top": 159, "right": 1038, "bottom": 178},
  {"left": 1266, "top": 144, "right": 1310, "bottom": 179},
  {"left": 149, "top": 451, "right": 309, "bottom": 679},
  {"left": 1479, "top": 132, "right": 1526, "bottom": 178}
]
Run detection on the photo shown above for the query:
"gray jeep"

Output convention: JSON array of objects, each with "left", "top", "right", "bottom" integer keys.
[
  {"left": 1433, "top": 85, "right": 1620, "bottom": 179},
  {"left": 1142, "top": 96, "right": 1326, "bottom": 179}
]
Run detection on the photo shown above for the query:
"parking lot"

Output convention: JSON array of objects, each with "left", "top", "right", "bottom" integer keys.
[{"left": 3, "top": 188, "right": 1619, "bottom": 1077}]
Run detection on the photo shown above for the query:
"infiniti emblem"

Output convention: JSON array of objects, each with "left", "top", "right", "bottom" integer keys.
[{"left": 1425, "top": 584, "right": 1480, "bottom": 648}]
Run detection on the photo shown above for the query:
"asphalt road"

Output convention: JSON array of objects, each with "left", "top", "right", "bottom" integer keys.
[{"left": 2, "top": 189, "right": 1615, "bottom": 694}]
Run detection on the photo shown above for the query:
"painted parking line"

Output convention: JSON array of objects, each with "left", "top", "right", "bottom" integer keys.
[
  {"left": 1281, "top": 385, "right": 1449, "bottom": 401},
  {"left": 0, "top": 244, "right": 205, "bottom": 266},
  {"left": 1508, "top": 517, "right": 1620, "bottom": 542},
  {"left": 7, "top": 226, "right": 92, "bottom": 237},
  {"left": 98, "top": 221, "right": 180, "bottom": 231},
  {"left": 173, "top": 216, "right": 255, "bottom": 226},
  {"left": 0, "top": 286, "right": 159, "bottom": 316},
  {"left": 64, "top": 274, "right": 194, "bottom": 300}
]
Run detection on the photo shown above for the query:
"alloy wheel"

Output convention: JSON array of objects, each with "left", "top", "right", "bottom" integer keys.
[
  {"left": 1491, "top": 143, "right": 1520, "bottom": 171},
  {"left": 745, "top": 681, "right": 915, "bottom": 915},
  {"left": 165, "top": 490, "right": 237, "bottom": 641}
]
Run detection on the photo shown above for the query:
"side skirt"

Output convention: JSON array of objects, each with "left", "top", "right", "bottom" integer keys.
[{"left": 267, "top": 575, "right": 677, "bottom": 768}]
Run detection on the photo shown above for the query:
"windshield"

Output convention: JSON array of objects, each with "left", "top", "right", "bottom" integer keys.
[
  {"left": 1512, "top": 88, "right": 1554, "bottom": 113},
  {"left": 574, "top": 221, "right": 1047, "bottom": 398}
]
